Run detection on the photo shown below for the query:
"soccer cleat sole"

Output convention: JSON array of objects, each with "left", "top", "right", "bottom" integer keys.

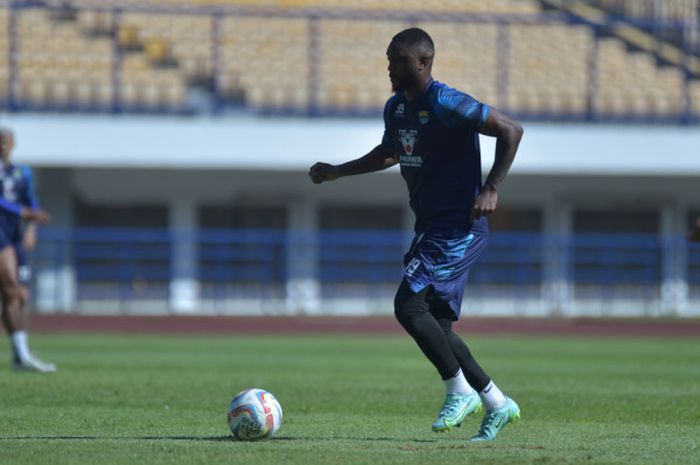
[
  {"left": 431, "top": 402, "right": 483, "bottom": 433},
  {"left": 469, "top": 403, "right": 521, "bottom": 442}
]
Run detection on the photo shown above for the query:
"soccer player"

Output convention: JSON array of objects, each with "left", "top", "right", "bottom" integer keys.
[
  {"left": 689, "top": 217, "right": 700, "bottom": 242},
  {"left": 309, "top": 28, "right": 523, "bottom": 441},
  {"left": 0, "top": 128, "right": 55, "bottom": 372}
]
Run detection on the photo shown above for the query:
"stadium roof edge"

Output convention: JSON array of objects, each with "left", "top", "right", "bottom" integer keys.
[{"left": 2, "top": 113, "right": 699, "bottom": 175}]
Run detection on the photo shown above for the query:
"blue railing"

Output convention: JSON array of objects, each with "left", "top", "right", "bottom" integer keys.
[
  {"left": 571, "top": 233, "right": 662, "bottom": 285},
  {"left": 0, "top": 2, "right": 698, "bottom": 123},
  {"left": 28, "top": 228, "right": 700, "bottom": 307}
]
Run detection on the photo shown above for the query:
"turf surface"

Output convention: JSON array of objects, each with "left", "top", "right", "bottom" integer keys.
[{"left": 1, "top": 333, "right": 698, "bottom": 465}]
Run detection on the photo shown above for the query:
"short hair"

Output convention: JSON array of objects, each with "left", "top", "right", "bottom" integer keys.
[{"left": 390, "top": 28, "right": 435, "bottom": 56}]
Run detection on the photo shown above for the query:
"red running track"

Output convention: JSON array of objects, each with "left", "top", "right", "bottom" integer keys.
[{"left": 28, "top": 314, "right": 700, "bottom": 337}]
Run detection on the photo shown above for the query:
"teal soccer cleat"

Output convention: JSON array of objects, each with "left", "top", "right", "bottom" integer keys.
[
  {"left": 470, "top": 397, "right": 520, "bottom": 441},
  {"left": 432, "top": 391, "right": 483, "bottom": 432}
]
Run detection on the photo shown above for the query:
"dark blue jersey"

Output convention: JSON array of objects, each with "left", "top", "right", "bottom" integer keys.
[
  {"left": 3, "top": 164, "right": 38, "bottom": 206},
  {"left": 381, "top": 80, "right": 490, "bottom": 234},
  {"left": 0, "top": 164, "right": 39, "bottom": 242}
]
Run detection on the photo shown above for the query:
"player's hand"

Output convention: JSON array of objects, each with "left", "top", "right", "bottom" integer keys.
[
  {"left": 688, "top": 217, "right": 700, "bottom": 243},
  {"left": 309, "top": 162, "right": 341, "bottom": 184},
  {"left": 471, "top": 187, "right": 497, "bottom": 220},
  {"left": 21, "top": 207, "right": 51, "bottom": 225}
]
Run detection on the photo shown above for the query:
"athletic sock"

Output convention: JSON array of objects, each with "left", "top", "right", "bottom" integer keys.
[
  {"left": 479, "top": 380, "right": 508, "bottom": 411},
  {"left": 443, "top": 369, "right": 474, "bottom": 396},
  {"left": 10, "top": 331, "right": 31, "bottom": 362}
]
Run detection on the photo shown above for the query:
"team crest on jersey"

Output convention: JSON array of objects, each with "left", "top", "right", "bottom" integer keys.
[
  {"left": 398, "top": 129, "right": 418, "bottom": 155},
  {"left": 419, "top": 110, "right": 429, "bottom": 125},
  {"left": 394, "top": 103, "right": 405, "bottom": 117}
]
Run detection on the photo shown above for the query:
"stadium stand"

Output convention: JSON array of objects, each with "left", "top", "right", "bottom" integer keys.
[
  {"left": 60, "top": 0, "right": 541, "bottom": 14},
  {"left": 596, "top": 38, "right": 685, "bottom": 116},
  {"left": 1, "top": 1, "right": 698, "bottom": 120},
  {"left": 507, "top": 23, "right": 592, "bottom": 116},
  {"left": 593, "top": 0, "right": 698, "bottom": 19},
  {"left": 0, "top": 8, "right": 8, "bottom": 102},
  {"left": 315, "top": 19, "right": 402, "bottom": 111},
  {"left": 417, "top": 22, "right": 500, "bottom": 107},
  {"left": 219, "top": 16, "right": 310, "bottom": 109},
  {"left": 15, "top": 9, "right": 114, "bottom": 108}
]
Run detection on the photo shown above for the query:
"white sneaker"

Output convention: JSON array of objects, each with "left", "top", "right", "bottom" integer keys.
[{"left": 13, "top": 354, "right": 57, "bottom": 373}]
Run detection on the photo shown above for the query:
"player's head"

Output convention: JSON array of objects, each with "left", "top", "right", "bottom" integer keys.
[
  {"left": 0, "top": 128, "right": 14, "bottom": 162},
  {"left": 386, "top": 28, "right": 435, "bottom": 93}
]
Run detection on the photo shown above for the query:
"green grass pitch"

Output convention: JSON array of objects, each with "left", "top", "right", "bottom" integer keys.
[{"left": 0, "top": 333, "right": 698, "bottom": 465}]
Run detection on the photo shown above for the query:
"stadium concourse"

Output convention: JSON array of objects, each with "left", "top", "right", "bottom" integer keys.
[{"left": 1, "top": 1, "right": 699, "bottom": 318}]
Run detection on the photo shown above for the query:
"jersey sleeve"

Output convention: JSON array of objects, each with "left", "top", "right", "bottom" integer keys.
[
  {"left": 0, "top": 198, "right": 22, "bottom": 216},
  {"left": 380, "top": 97, "right": 395, "bottom": 148},
  {"left": 20, "top": 166, "right": 40, "bottom": 209},
  {"left": 435, "top": 86, "right": 491, "bottom": 130}
]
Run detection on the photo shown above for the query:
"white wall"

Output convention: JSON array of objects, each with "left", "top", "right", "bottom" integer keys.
[{"left": 4, "top": 113, "right": 700, "bottom": 175}]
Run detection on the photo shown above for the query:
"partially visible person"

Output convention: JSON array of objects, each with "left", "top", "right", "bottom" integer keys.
[
  {"left": 0, "top": 128, "right": 55, "bottom": 372},
  {"left": 689, "top": 217, "right": 700, "bottom": 242}
]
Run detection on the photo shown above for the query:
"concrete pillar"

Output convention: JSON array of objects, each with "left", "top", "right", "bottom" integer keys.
[
  {"left": 660, "top": 204, "right": 688, "bottom": 315},
  {"left": 34, "top": 168, "right": 76, "bottom": 313},
  {"left": 169, "top": 198, "right": 200, "bottom": 313},
  {"left": 286, "top": 199, "right": 320, "bottom": 314},
  {"left": 542, "top": 202, "right": 573, "bottom": 315}
]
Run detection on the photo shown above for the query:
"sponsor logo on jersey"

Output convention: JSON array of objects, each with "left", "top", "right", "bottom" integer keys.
[
  {"left": 398, "top": 129, "right": 418, "bottom": 155},
  {"left": 394, "top": 103, "right": 405, "bottom": 117},
  {"left": 399, "top": 154, "right": 422, "bottom": 167},
  {"left": 419, "top": 110, "right": 429, "bottom": 124}
]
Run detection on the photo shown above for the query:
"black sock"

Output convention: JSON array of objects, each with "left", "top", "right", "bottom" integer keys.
[
  {"left": 435, "top": 315, "right": 491, "bottom": 392},
  {"left": 394, "top": 279, "right": 460, "bottom": 380}
]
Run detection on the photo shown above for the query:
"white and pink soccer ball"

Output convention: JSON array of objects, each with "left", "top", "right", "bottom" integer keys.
[{"left": 227, "top": 388, "right": 283, "bottom": 441}]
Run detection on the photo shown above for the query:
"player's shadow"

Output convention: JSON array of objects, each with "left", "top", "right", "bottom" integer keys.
[
  {"left": 0, "top": 435, "right": 233, "bottom": 442},
  {"left": 274, "top": 436, "right": 437, "bottom": 443},
  {"left": 1, "top": 435, "right": 437, "bottom": 443}
]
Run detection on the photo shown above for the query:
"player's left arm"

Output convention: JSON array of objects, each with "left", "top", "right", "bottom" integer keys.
[
  {"left": 22, "top": 221, "right": 38, "bottom": 250},
  {"left": 473, "top": 108, "right": 524, "bottom": 219},
  {"left": 20, "top": 166, "right": 43, "bottom": 250}
]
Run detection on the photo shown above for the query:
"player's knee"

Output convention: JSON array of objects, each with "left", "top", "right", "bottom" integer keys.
[
  {"left": 1, "top": 281, "right": 22, "bottom": 304},
  {"left": 394, "top": 296, "right": 428, "bottom": 329}
]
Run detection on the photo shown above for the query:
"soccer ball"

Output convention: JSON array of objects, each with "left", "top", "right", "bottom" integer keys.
[{"left": 227, "top": 388, "right": 283, "bottom": 441}]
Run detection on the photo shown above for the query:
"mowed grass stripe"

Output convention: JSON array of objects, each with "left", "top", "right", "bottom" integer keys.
[{"left": 1, "top": 334, "right": 698, "bottom": 465}]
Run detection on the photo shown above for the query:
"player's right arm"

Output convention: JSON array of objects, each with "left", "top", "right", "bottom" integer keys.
[
  {"left": 20, "top": 206, "right": 50, "bottom": 224},
  {"left": 309, "top": 145, "right": 398, "bottom": 184},
  {"left": 310, "top": 96, "right": 399, "bottom": 184},
  {"left": 0, "top": 197, "right": 48, "bottom": 223},
  {"left": 18, "top": 165, "right": 47, "bottom": 246}
]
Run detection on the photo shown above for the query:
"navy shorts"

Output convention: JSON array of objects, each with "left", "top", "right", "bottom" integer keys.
[
  {"left": 0, "top": 224, "right": 18, "bottom": 250},
  {"left": 0, "top": 223, "right": 29, "bottom": 285},
  {"left": 402, "top": 230, "right": 487, "bottom": 319}
]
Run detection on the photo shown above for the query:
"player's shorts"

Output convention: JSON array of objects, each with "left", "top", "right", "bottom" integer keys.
[
  {"left": 0, "top": 225, "right": 16, "bottom": 250},
  {"left": 402, "top": 230, "right": 488, "bottom": 319},
  {"left": 0, "top": 215, "right": 20, "bottom": 250}
]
